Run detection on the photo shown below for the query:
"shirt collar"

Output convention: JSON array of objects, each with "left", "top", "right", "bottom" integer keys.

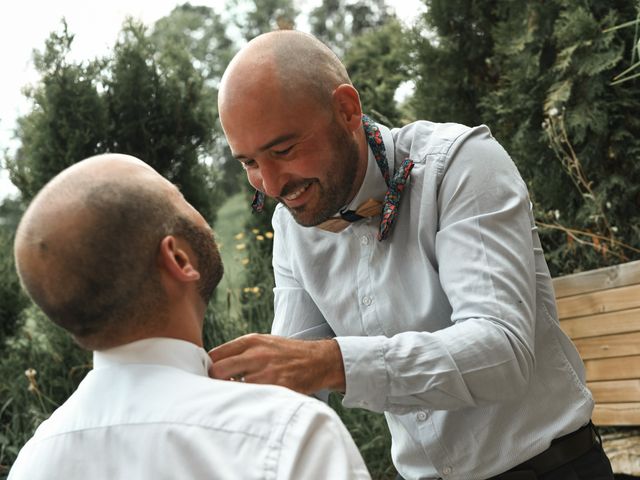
[
  {"left": 343, "top": 121, "right": 396, "bottom": 212},
  {"left": 93, "top": 337, "right": 212, "bottom": 378}
]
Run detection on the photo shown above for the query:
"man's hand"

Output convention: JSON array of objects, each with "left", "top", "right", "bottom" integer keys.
[{"left": 208, "top": 334, "right": 346, "bottom": 395}]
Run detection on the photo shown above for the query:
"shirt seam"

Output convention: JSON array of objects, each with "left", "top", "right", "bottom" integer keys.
[
  {"left": 28, "top": 420, "right": 271, "bottom": 445},
  {"left": 268, "top": 400, "right": 312, "bottom": 480},
  {"left": 428, "top": 126, "right": 477, "bottom": 187}
]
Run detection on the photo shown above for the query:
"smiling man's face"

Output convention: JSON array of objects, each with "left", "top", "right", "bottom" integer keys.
[{"left": 221, "top": 90, "right": 361, "bottom": 227}]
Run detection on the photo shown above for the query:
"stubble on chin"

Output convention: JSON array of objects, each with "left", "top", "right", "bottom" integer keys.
[
  {"left": 283, "top": 122, "right": 362, "bottom": 228},
  {"left": 283, "top": 199, "right": 332, "bottom": 228},
  {"left": 284, "top": 176, "right": 353, "bottom": 227}
]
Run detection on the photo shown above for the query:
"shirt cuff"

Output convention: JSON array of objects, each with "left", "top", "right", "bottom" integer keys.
[{"left": 335, "top": 335, "right": 388, "bottom": 412}]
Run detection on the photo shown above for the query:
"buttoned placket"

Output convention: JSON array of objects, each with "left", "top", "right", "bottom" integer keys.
[
  {"left": 348, "top": 122, "right": 398, "bottom": 337},
  {"left": 352, "top": 220, "right": 385, "bottom": 337},
  {"left": 412, "top": 410, "right": 455, "bottom": 480}
]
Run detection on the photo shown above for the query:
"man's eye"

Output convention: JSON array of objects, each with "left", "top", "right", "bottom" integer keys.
[
  {"left": 241, "top": 159, "right": 257, "bottom": 169},
  {"left": 273, "top": 146, "right": 293, "bottom": 156}
]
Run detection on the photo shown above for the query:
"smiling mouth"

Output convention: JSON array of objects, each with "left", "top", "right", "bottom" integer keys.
[{"left": 282, "top": 181, "right": 312, "bottom": 202}]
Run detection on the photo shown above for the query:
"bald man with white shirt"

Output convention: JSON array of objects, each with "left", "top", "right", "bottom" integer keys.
[{"left": 9, "top": 153, "right": 370, "bottom": 480}]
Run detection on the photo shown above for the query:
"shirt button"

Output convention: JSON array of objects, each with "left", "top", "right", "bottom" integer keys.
[
  {"left": 362, "top": 296, "right": 372, "bottom": 306},
  {"left": 416, "top": 411, "right": 427, "bottom": 421},
  {"left": 442, "top": 466, "right": 452, "bottom": 475},
  {"left": 360, "top": 235, "right": 370, "bottom": 246}
]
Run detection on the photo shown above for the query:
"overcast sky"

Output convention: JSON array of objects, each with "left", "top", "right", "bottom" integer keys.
[{"left": 0, "top": 0, "right": 425, "bottom": 199}]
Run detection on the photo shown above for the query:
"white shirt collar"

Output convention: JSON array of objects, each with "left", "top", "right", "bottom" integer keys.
[
  {"left": 93, "top": 337, "right": 212, "bottom": 377},
  {"left": 343, "top": 122, "right": 396, "bottom": 212}
]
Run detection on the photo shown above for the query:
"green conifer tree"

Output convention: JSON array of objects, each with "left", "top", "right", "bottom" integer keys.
[{"left": 411, "top": 0, "right": 640, "bottom": 274}]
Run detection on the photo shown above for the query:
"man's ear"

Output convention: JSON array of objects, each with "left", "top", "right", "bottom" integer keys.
[
  {"left": 158, "top": 235, "right": 200, "bottom": 283},
  {"left": 332, "top": 84, "right": 362, "bottom": 132}
]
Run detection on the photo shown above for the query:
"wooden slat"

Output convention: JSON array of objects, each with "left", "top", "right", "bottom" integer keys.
[
  {"left": 588, "top": 379, "right": 640, "bottom": 403},
  {"left": 593, "top": 403, "right": 640, "bottom": 426},
  {"left": 556, "top": 284, "right": 640, "bottom": 320},
  {"left": 573, "top": 331, "right": 640, "bottom": 360},
  {"left": 553, "top": 260, "right": 640, "bottom": 299},
  {"left": 553, "top": 261, "right": 640, "bottom": 426},
  {"left": 560, "top": 307, "right": 640, "bottom": 339},
  {"left": 584, "top": 356, "right": 640, "bottom": 382}
]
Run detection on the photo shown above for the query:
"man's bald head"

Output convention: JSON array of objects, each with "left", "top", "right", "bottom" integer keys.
[
  {"left": 14, "top": 154, "right": 221, "bottom": 350},
  {"left": 219, "top": 30, "right": 352, "bottom": 117}
]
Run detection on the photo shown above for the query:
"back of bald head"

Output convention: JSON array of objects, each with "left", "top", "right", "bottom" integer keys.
[
  {"left": 219, "top": 30, "right": 352, "bottom": 113},
  {"left": 14, "top": 154, "right": 183, "bottom": 350}
]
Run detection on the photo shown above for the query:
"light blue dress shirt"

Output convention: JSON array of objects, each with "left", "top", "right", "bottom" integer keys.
[{"left": 271, "top": 120, "right": 594, "bottom": 480}]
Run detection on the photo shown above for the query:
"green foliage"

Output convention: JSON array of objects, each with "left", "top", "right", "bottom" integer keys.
[
  {"left": 310, "top": 0, "right": 394, "bottom": 56},
  {"left": 230, "top": 0, "right": 299, "bottom": 40},
  {"left": 6, "top": 22, "right": 106, "bottom": 201},
  {"left": 151, "top": 3, "right": 236, "bottom": 83},
  {"left": 0, "top": 307, "right": 91, "bottom": 476},
  {"left": 0, "top": 198, "right": 23, "bottom": 233},
  {"left": 344, "top": 18, "right": 411, "bottom": 126},
  {"left": 410, "top": 0, "right": 499, "bottom": 126},
  {"left": 0, "top": 229, "right": 28, "bottom": 352},
  {"left": 0, "top": 199, "right": 27, "bottom": 351},
  {"left": 234, "top": 192, "right": 278, "bottom": 333},
  {"left": 106, "top": 20, "right": 221, "bottom": 220},
  {"left": 412, "top": 0, "right": 640, "bottom": 275},
  {"left": 150, "top": 4, "right": 243, "bottom": 200},
  {"left": 6, "top": 19, "right": 223, "bottom": 222}
]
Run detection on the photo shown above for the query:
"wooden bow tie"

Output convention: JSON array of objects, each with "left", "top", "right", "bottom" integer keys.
[{"left": 315, "top": 198, "right": 382, "bottom": 233}]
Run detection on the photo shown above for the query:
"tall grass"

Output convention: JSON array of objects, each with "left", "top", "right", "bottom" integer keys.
[{"left": 0, "top": 308, "right": 91, "bottom": 477}]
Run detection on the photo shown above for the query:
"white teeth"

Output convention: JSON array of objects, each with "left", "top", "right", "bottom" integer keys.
[{"left": 284, "top": 183, "right": 309, "bottom": 201}]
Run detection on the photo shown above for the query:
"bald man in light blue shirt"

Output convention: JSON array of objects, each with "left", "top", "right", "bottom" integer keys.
[{"left": 212, "top": 30, "right": 614, "bottom": 480}]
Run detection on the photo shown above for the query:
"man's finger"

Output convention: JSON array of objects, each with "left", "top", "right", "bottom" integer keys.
[
  {"left": 208, "top": 333, "right": 264, "bottom": 362},
  {"left": 209, "top": 353, "right": 264, "bottom": 381}
]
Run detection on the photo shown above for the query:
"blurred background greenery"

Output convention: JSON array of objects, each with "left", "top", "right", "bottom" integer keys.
[{"left": 1, "top": 0, "right": 639, "bottom": 478}]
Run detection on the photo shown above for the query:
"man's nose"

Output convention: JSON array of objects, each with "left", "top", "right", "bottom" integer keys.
[{"left": 257, "top": 160, "right": 286, "bottom": 198}]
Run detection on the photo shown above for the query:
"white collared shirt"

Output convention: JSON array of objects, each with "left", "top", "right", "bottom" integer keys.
[
  {"left": 9, "top": 337, "right": 370, "bottom": 480},
  {"left": 271, "top": 120, "right": 594, "bottom": 480}
]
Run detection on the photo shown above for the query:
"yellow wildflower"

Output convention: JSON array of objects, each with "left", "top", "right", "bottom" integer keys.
[
  {"left": 242, "top": 286, "right": 261, "bottom": 295},
  {"left": 25, "top": 368, "right": 38, "bottom": 392}
]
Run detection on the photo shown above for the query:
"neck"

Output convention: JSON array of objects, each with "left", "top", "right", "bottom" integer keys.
[
  {"left": 145, "top": 299, "right": 205, "bottom": 348},
  {"left": 346, "top": 126, "right": 369, "bottom": 203}
]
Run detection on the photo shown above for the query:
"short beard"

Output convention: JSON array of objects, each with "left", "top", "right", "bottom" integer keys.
[
  {"left": 283, "top": 122, "right": 361, "bottom": 227},
  {"left": 173, "top": 217, "right": 223, "bottom": 304}
]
